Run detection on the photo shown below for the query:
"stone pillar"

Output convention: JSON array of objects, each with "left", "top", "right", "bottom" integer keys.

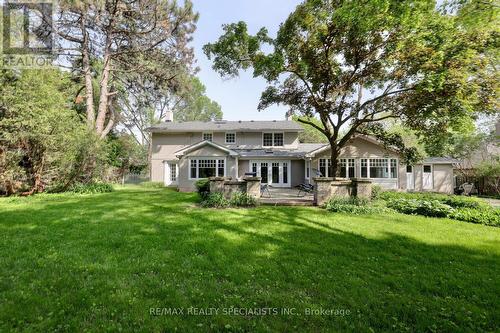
[
  {"left": 209, "top": 177, "right": 225, "bottom": 193},
  {"left": 331, "top": 180, "right": 352, "bottom": 198},
  {"left": 351, "top": 178, "right": 372, "bottom": 199},
  {"left": 244, "top": 177, "right": 261, "bottom": 199},
  {"left": 313, "top": 177, "right": 334, "bottom": 206}
]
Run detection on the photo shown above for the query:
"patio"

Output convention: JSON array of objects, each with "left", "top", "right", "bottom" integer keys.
[{"left": 260, "top": 186, "right": 314, "bottom": 206}]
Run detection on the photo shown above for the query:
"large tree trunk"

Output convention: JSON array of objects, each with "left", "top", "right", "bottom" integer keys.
[
  {"left": 81, "top": 16, "right": 95, "bottom": 127},
  {"left": 329, "top": 142, "right": 339, "bottom": 180},
  {"left": 95, "top": 43, "right": 111, "bottom": 134}
]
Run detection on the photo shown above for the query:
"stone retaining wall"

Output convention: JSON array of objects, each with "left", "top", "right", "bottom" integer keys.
[
  {"left": 313, "top": 177, "right": 372, "bottom": 206},
  {"left": 209, "top": 177, "right": 261, "bottom": 199}
]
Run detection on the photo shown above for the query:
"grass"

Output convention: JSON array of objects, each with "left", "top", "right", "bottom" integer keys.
[{"left": 0, "top": 186, "right": 499, "bottom": 332}]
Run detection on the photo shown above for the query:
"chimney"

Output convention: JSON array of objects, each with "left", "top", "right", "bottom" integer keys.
[
  {"left": 285, "top": 110, "right": 293, "bottom": 121},
  {"left": 165, "top": 110, "right": 174, "bottom": 122}
]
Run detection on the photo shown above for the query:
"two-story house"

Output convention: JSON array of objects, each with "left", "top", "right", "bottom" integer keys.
[{"left": 149, "top": 118, "right": 457, "bottom": 194}]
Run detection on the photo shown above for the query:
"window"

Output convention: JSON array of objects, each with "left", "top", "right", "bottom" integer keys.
[
  {"left": 319, "top": 158, "right": 332, "bottom": 177},
  {"left": 360, "top": 158, "right": 398, "bottom": 178},
  {"left": 361, "top": 159, "right": 368, "bottom": 178},
  {"left": 338, "top": 159, "right": 355, "bottom": 178},
  {"left": 262, "top": 133, "right": 284, "bottom": 147},
  {"left": 169, "top": 163, "right": 177, "bottom": 182},
  {"left": 202, "top": 132, "right": 213, "bottom": 141},
  {"left": 424, "top": 165, "right": 432, "bottom": 173},
  {"left": 218, "top": 160, "right": 225, "bottom": 177},
  {"left": 225, "top": 132, "right": 236, "bottom": 144},
  {"left": 273, "top": 133, "right": 284, "bottom": 146},
  {"left": 189, "top": 158, "right": 225, "bottom": 179},
  {"left": 283, "top": 162, "right": 288, "bottom": 184},
  {"left": 370, "top": 158, "right": 389, "bottom": 178},
  {"left": 406, "top": 165, "right": 413, "bottom": 173},
  {"left": 190, "top": 159, "right": 197, "bottom": 179},
  {"left": 390, "top": 159, "right": 397, "bottom": 178},
  {"left": 305, "top": 160, "right": 310, "bottom": 179},
  {"left": 263, "top": 133, "right": 273, "bottom": 146}
]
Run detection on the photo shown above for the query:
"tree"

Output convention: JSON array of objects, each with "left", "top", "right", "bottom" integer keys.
[
  {"left": 54, "top": 0, "right": 198, "bottom": 138},
  {"left": 292, "top": 116, "right": 328, "bottom": 143},
  {"left": 204, "top": 0, "right": 498, "bottom": 177},
  {"left": 0, "top": 68, "right": 96, "bottom": 195},
  {"left": 119, "top": 75, "right": 222, "bottom": 145}
]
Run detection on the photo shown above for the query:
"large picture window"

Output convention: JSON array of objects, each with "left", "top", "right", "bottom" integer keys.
[
  {"left": 262, "top": 133, "right": 284, "bottom": 147},
  {"left": 190, "top": 158, "right": 225, "bottom": 179},
  {"left": 360, "top": 158, "right": 397, "bottom": 179}
]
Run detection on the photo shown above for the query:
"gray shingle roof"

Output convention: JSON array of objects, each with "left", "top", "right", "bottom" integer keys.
[
  {"left": 147, "top": 120, "right": 304, "bottom": 132},
  {"left": 235, "top": 143, "right": 326, "bottom": 158},
  {"left": 423, "top": 157, "right": 461, "bottom": 164}
]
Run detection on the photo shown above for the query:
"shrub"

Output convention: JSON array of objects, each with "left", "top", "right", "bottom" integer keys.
[
  {"left": 200, "top": 192, "right": 229, "bottom": 208},
  {"left": 229, "top": 192, "right": 257, "bottom": 207},
  {"left": 69, "top": 182, "right": 114, "bottom": 194},
  {"left": 449, "top": 208, "right": 500, "bottom": 227},
  {"left": 195, "top": 179, "right": 210, "bottom": 199},
  {"left": 387, "top": 198, "right": 453, "bottom": 218},
  {"left": 379, "top": 191, "right": 487, "bottom": 209},
  {"left": 140, "top": 181, "right": 164, "bottom": 188},
  {"left": 325, "top": 196, "right": 392, "bottom": 215},
  {"left": 371, "top": 185, "right": 383, "bottom": 200}
]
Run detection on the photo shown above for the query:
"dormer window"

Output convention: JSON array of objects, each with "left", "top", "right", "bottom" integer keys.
[
  {"left": 225, "top": 132, "right": 236, "bottom": 144},
  {"left": 202, "top": 132, "right": 213, "bottom": 141},
  {"left": 263, "top": 132, "right": 284, "bottom": 147}
]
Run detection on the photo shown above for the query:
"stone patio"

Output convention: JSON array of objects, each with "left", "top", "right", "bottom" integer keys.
[{"left": 260, "top": 187, "right": 314, "bottom": 206}]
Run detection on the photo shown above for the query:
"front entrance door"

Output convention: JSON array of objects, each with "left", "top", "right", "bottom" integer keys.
[
  {"left": 164, "top": 162, "right": 178, "bottom": 186},
  {"left": 250, "top": 160, "right": 291, "bottom": 187},
  {"left": 406, "top": 165, "right": 414, "bottom": 190},
  {"left": 422, "top": 164, "right": 433, "bottom": 190}
]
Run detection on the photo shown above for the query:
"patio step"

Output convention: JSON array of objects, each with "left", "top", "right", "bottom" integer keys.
[{"left": 260, "top": 198, "right": 315, "bottom": 206}]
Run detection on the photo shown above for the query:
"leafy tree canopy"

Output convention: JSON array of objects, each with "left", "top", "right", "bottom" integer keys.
[{"left": 204, "top": 0, "right": 498, "bottom": 174}]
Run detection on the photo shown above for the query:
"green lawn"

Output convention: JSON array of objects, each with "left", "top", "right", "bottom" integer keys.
[{"left": 1, "top": 186, "right": 499, "bottom": 332}]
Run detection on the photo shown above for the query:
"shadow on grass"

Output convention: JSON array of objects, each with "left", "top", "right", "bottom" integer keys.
[{"left": 0, "top": 187, "right": 499, "bottom": 332}]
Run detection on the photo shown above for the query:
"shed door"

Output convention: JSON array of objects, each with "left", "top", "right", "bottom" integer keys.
[
  {"left": 406, "top": 165, "right": 414, "bottom": 190},
  {"left": 422, "top": 165, "right": 433, "bottom": 190}
]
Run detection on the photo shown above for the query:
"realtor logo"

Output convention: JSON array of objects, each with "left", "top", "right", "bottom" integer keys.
[{"left": 2, "top": 0, "right": 53, "bottom": 55}]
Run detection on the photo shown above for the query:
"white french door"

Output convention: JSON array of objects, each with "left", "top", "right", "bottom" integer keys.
[
  {"left": 164, "top": 162, "right": 178, "bottom": 186},
  {"left": 249, "top": 160, "right": 291, "bottom": 187}
]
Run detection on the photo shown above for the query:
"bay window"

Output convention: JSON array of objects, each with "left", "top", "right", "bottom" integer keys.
[{"left": 190, "top": 158, "right": 225, "bottom": 179}]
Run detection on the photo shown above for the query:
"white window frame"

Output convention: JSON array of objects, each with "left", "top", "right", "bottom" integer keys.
[
  {"left": 262, "top": 132, "right": 285, "bottom": 147},
  {"left": 317, "top": 158, "right": 355, "bottom": 178},
  {"left": 202, "top": 132, "right": 213, "bottom": 141},
  {"left": 248, "top": 160, "right": 291, "bottom": 187},
  {"left": 188, "top": 157, "right": 226, "bottom": 180},
  {"left": 360, "top": 158, "right": 398, "bottom": 179},
  {"left": 225, "top": 132, "right": 236, "bottom": 144}
]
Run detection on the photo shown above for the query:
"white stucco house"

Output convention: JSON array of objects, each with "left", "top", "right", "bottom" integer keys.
[{"left": 148, "top": 119, "right": 457, "bottom": 194}]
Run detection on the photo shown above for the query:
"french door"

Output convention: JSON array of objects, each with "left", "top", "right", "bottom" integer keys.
[
  {"left": 164, "top": 161, "right": 178, "bottom": 186},
  {"left": 250, "top": 160, "right": 291, "bottom": 187}
]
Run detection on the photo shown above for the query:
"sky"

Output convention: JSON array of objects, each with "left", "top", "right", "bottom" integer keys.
[{"left": 190, "top": 0, "right": 302, "bottom": 121}]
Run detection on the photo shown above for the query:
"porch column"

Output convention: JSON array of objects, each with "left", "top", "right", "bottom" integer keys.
[
  {"left": 244, "top": 176, "right": 262, "bottom": 199},
  {"left": 313, "top": 177, "right": 334, "bottom": 206}
]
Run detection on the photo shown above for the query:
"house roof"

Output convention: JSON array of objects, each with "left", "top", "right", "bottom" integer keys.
[
  {"left": 423, "top": 157, "right": 461, "bottom": 164},
  {"left": 304, "top": 135, "right": 400, "bottom": 157},
  {"left": 174, "top": 140, "right": 239, "bottom": 157},
  {"left": 148, "top": 120, "right": 304, "bottom": 133},
  {"left": 235, "top": 143, "right": 326, "bottom": 158}
]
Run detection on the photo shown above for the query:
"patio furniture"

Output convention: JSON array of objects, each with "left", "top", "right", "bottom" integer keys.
[
  {"left": 261, "top": 184, "right": 271, "bottom": 197},
  {"left": 297, "top": 183, "right": 314, "bottom": 197},
  {"left": 460, "top": 183, "right": 475, "bottom": 196}
]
